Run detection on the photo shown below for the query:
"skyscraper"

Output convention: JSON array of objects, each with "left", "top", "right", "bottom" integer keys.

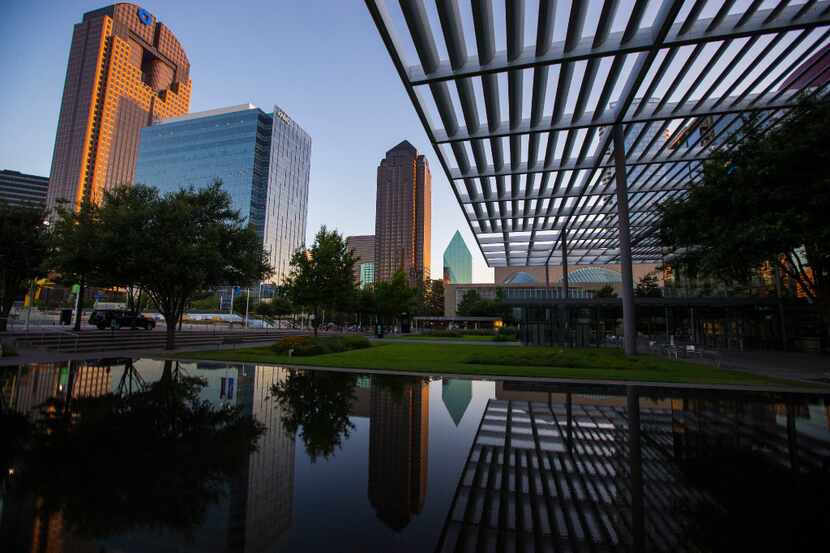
[
  {"left": 346, "top": 235, "right": 375, "bottom": 288},
  {"left": 443, "top": 230, "right": 472, "bottom": 284},
  {"left": 47, "top": 4, "right": 191, "bottom": 211},
  {"left": 135, "top": 104, "right": 310, "bottom": 285},
  {"left": 374, "top": 141, "right": 431, "bottom": 286}
]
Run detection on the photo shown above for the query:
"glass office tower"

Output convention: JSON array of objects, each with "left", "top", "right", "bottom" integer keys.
[
  {"left": 136, "top": 103, "right": 311, "bottom": 285},
  {"left": 266, "top": 108, "right": 312, "bottom": 284},
  {"left": 443, "top": 230, "right": 472, "bottom": 284}
]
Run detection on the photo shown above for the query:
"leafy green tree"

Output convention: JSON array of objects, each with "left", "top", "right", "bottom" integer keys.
[
  {"left": 255, "top": 296, "right": 294, "bottom": 319},
  {"left": 659, "top": 101, "right": 830, "bottom": 318},
  {"left": 283, "top": 226, "right": 357, "bottom": 335},
  {"left": 374, "top": 271, "right": 416, "bottom": 327},
  {"left": 95, "top": 185, "right": 159, "bottom": 311},
  {"left": 49, "top": 199, "right": 101, "bottom": 330},
  {"left": 456, "top": 290, "right": 483, "bottom": 316},
  {"left": 417, "top": 279, "right": 444, "bottom": 316},
  {"left": 635, "top": 271, "right": 662, "bottom": 298},
  {"left": 0, "top": 204, "right": 50, "bottom": 332},
  {"left": 189, "top": 292, "right": 220, "bottom": 311},
  {"left": 594, "top": 285, "right": 617, "bottom": 298},
  {"left": 65, "top": 182, "right": 271, "bottom": 348}
]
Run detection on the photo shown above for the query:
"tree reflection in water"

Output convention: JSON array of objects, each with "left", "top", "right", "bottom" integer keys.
[
  {"left": 271, "top": 369, "right": 357, "bottom": 462},
  {"left": 2, "top": 360, "right": 263, "bottom": 542}
]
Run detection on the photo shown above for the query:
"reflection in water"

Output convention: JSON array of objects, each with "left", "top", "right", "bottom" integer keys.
[
  {"left": 369, "top": 376, "right": 430, "bottom": 531},
  {"left": 271, "top": 369, "right": 356, "bottom": 462},
  {"left": 441, "top": 378, "right": 472, "bottom": 426},
  {"left": 1, "top": 360, "right": 829, "bottom": 552}
]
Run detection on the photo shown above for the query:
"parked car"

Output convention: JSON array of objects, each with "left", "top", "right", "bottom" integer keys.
[{"left": 89, "top": 310, "right": 156, "bottom": 330}]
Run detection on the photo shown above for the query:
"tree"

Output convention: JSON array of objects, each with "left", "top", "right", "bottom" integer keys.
[
  {"left": 0, "top": 204, "right": 50, "bottom": 332},
  {"left": 417, "top": 279, "right": 444, "bottom": 316},
  {"left": 456, "top": 290, "right": 483, "bottom": 316},
  {"left": 595, "top": 285, "right": 617, "bottom": 298},
  {"left": 283, "top": 226, "right": 356, "bottom": 335},
  {"left": 49, "top": 198, "right": 101, "bottom": 330},
  {"left": 374, "top": 271, "right": 417, "bottom": 327},
  {"left": 255, "top": 296, "right": 294, "bottom": 319},
  {"left": 67, "top": 182, "right": 271, "bottom": 348},
  {"left": 635, "top": 271, "right": 662, "bottom": 298},
  {"left": 95, "top": 185, "right": 159, "bottom": 311},
  {"left": 659, "top": 101, "right": 830, "bottom": 319}
]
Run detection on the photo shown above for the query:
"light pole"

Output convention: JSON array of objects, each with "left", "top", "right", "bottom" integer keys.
[{"left": 244, "top": 288, "right": 250, "bottom": 328}]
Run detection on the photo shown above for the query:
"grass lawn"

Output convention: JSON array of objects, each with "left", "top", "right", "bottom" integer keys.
[
  {"left": 394, "top": 334, "right": 506, "bottom": 342},
  {"left": 177, "top": 342, "right": 804, "bottom": 387}
]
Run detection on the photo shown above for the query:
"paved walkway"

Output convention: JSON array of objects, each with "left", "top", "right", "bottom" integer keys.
[
  {"left": 718, "top": 350, "right": 830, "bottom": 383},
  {"left": 371, "top": 337, "right": 521, "bottom": 346}
]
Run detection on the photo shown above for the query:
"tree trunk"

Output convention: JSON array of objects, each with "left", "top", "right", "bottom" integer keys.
[
  {"left": 0, "top": 299, "right": 11, "bottom": 332},
  {"left": 73, "top": 274, "right": 86, "bottom": 331},
  {"left": 165, "top": 311, "right": 177, "bottom": 349}
]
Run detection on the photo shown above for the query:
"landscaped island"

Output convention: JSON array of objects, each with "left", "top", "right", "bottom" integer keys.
[{"left": 177, "top": 336, "right": 803, "bottom": 387}]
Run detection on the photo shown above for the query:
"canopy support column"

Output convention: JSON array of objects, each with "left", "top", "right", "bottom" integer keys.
[{"left": 613, "top": 123, "right": 637, "bottom": 355}]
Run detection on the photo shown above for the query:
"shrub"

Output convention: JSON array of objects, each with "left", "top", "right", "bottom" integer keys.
[
  {"left": 494, "top": 327, "right": 519, "bottom": 342},
  {"left": 1, "top": 340, "right": 18, "bottom": 357},
  {"left": 271, "top": 335, "right": 370, "bottom": 357}
]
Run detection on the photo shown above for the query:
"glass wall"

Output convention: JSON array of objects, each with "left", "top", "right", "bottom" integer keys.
[{"left": 136, "top": 107, "right": 273, "bottom": 241}]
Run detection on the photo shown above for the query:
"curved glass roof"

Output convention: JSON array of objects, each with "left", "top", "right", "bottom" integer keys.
[
  {"left": 504, "top": 271, "right": 537, "bottom": 285},
  {"left": 562, "top": 267, "right": 622, "bottom": 284}
]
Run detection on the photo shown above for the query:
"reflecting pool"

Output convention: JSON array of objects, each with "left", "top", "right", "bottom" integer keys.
[{"left": 1, "top": 358, "right": 829, "bottom": 552}]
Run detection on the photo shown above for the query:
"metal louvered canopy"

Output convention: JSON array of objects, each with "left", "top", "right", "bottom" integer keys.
[{"left": 365, "top": 0, "right": 830, "bottom": 270}]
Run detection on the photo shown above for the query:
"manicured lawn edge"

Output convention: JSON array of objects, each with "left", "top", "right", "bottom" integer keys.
[{"left": 174, "top": 342, "right": 815, "bottom": 388}]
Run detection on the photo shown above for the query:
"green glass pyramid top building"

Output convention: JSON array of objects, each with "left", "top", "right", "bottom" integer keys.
[{"left": 443, "top": 230, "right": 472, "bottom": 284}]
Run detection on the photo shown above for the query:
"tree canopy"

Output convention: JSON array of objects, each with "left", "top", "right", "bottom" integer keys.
[
  {"left": 0, "top": 203, "right": 50, "bottom": 332},
  {"left": 283, "top": 226, "right": 356, "bottom": 334},
  {"left": 659, "top": 101, "right": 830, "bottom": 315},
  {"left": 49, "top": 181, "right": 271, "bottom": 347}
]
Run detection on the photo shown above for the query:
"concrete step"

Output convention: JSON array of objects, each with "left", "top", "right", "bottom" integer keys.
[{"left": 12, "top": 330, "right": 299, "bottom": 353}]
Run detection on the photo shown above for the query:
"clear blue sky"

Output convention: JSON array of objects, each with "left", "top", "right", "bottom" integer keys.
[{"left": 0, "top": 0, "right": 493, "bottom": 282}]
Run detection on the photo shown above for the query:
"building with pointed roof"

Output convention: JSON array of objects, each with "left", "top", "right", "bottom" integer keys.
[{"left": 443, "top": 230, "right": 472, "bottom": 284}]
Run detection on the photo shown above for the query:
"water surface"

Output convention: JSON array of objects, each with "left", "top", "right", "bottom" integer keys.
[{"left": 1, "top": 358, "right": 829, "bottom": 552}]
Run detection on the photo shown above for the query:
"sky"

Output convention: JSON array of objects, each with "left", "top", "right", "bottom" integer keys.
[{"left": 0, "top": 0, "right": 494, "bottom": 282}]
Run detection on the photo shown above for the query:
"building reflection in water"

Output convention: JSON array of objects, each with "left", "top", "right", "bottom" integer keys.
[
  {"left": 368, "top": 377, "right": 430, "bottom": 531},
  {"left": 0, "top": 360, "right": 294, "bottom": 553},
  {"left": 229, "top": 364, "right": 295, "bottom": 553},
  {"left": 436, "top": 381, "right": 830, "bottom": 553},
  {"left": 441, "top": 378, "right": 472, "bottom": 426}
]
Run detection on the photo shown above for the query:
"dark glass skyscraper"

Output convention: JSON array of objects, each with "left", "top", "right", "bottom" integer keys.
[{"left": 135, "top": 103, "right": 310, "bottom": 284}]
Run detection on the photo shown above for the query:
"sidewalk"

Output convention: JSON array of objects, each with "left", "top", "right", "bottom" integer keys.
[{"left": 718, "top": 350, "right": 830, "bottom": 383}]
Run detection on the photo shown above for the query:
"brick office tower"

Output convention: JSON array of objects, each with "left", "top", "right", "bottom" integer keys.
[
  {"left": 47, "top": 3, "right": 191, "bottom": 211},
  {"left": 374, "top": 141, "right": 431, "bottom": 286}
]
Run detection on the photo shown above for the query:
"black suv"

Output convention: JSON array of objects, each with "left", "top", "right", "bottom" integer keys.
[{"left": 89, "top": 310, "right": 156, "bottom": 330}]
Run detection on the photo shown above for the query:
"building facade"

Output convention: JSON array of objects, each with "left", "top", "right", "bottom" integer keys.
[
  {"left": 442, "top": 230, "right": 472, "bottom": 284},
  {"left": 0, "top": 170, "right": 49, "bottom": 207},
  {"left": 346, "top": 235, "right": 375, "bottom": 288},
  {"left": 47, "top": 3, "right": 191, "bottom": 211},
  {"left": 374, "top": 141, "right": 431, "bottom": 286},
  {"left": 265, "top": 108, "right": 312, "bottom": 285},
  {"left": 135, "top": 104, "right": 310, "bottom": 285}
]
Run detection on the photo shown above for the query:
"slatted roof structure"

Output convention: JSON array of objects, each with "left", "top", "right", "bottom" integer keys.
[{"left": 366, "top": 0, "right": 830, "bottom": 353}]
